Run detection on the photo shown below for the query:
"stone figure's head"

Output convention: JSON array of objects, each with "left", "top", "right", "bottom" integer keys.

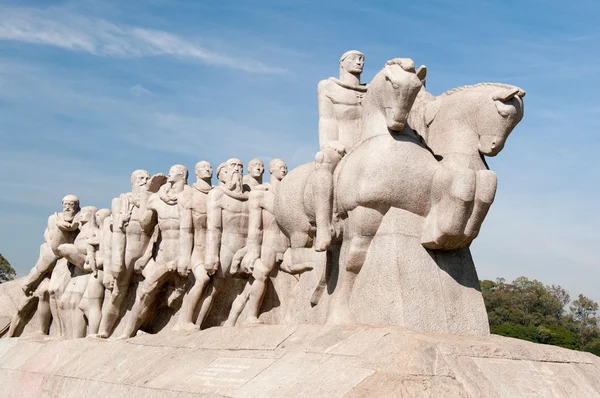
[
  {"left": 340, "top": 50, "right": 364, "bottom": 76},
  {"left": 61, "top": 194, "right": 80, "bottom": 222},
  {"left": 269, "top": 159, "right": 287, "bottom": 181},
  {"left": 195, "top": 161, "right": 213, "bottom": 181},
  {"left": 76, "top": 206, "right": 98, "bottom": 227},
  {"left": 476, "top": 86, "right": 526, "bottom": 156},
  {"left": 216, "top": 162, "right": 227, "bottom": 187},
  {"left": 247, "top": 159, "right": 264, "bottom": 179},
  {"left": 379, "top": 58, "right": 423, "bottom": 132},
  {"left": 225, "top": 158, "right": 244, "bottom": 192},
  {"left": 167, "top": 165, "right": 189, "bottom": 185},
  {"left": 95, "top": 208, "right": 111, "bottom": 228},
  {"left": 130, "top": 170, "right": 151, "bottom": 188}
]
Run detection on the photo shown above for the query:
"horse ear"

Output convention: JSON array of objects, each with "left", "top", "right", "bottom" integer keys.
[
  {"left": 416, "top": 65, "right": 427, "bottom": 82},
  {"left": 492, "top": 88, "right": 520, "bottom": 102}
]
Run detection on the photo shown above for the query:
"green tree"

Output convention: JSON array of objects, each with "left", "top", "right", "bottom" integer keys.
[
  {"left": 480, "top": 276, "right": 600, "bottom": 356},
  {"left": 0, "top": 253, "right": 17, "bottom": 283}
]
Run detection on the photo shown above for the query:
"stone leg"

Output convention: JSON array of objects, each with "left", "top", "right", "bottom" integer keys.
[
  {"left": 56, "top": 244, "right": 87, "bottom": 270},
  {"left": 120, "top": 260, "right": 168, "bottom": 339},
  {"left": 22, "top": 243, "right": 58, "bottom": 296},
  {"left": 8, "top": 294, "right": 38, "bottom": 337},
  {"left": 79, "top": 273, "right": 105, "bottom": 336},
  {"left": 195, "top": 280, "right": 217, "bottom": 329},
  {"left": 174, "top": 266, "right": 210, "bottom": 331},
  {"left": 37, "top": 280, "right": 52, "bottom": 335},
  {"left": 224, "top": 281, "right": 252, "bottom": 327},
  {"left": 462, "top": 170, "right": 498, "bottom": 245},
  {"left": 327, "top": 206, "right": 383, "bottom": 325},
  {"left": 244, "top": 250, "right": 278, "bottom": 324},
  {"left": 421, "top": 165, "right": 476, "bottom": 250},
  {"left": 48, "top": 261, "right": 71, "bottom": 338},
  {"left": 98, "top": 250, "right": 137, "bottom": 338}
]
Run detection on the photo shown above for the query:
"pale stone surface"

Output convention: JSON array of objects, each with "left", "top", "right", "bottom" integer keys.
[
  {"left": 1, "top": 325, "right": 599, "bottom": 397},
  {"left": 6, "top": 50, "right": 528, "bottom": 341}
]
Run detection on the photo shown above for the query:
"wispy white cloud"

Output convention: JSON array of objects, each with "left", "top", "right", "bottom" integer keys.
[
  {"left": 0, "top": 6, "right": 286, "bottom": 74},
  {"left": 130, "top": 84, "right": 153, "bottom": 97}
]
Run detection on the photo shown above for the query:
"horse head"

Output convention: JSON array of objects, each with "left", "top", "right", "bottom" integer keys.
[
  {"left": 362, "top": 58, "right": 424, "bottom": 139},
  {"left": 476, "top": 85, "right": 526, "bottom": 156}
]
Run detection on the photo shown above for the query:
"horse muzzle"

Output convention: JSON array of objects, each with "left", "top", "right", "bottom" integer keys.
[
  {"left": 385, "top": 107, "right": 406, "bottom": 132},
  {"left": 479, "top": 135, "right": 504, "bottom": 156}
]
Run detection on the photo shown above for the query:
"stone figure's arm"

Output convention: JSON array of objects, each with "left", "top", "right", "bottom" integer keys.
[
  {"left": 178, "top": 190, "right": 193, "bottom": 276},
  {"left": 139, "top": 194, "right": 158, "bottom": 233},
  {"left": 47, "top": 215, "right": 66, "bottom": 255},
  {"left": 317, "top": 80, "right": 341, "bottom": 152},
  {"left": 110, "top": 196, "right": 127, "bottom": 281},
  {"left": 85, "top": 243, "right": 98, "bottom": 276},
  {"left": 242, "top": 191, "right": 265, "bottom": 270},
  {"left": 205, "top": 189, "right": 223, "bottom": 275}
]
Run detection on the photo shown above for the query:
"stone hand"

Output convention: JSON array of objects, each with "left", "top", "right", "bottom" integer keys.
[
  {"left": 56, "top": 217, "right": 78, "bottom": 232},
  {"left": 166, "top": 259, "right": 178, "bottom": 273},
  {"left": 177, "top": 258, "right": 191, "bottom": 277},
  {"left": 103, "top": 274, "right": 115, "bottom": 290},
  {"left": 241, "top": 246, "right": 260, "bottom": 274},
  {"left": 204, "top": 258, "right": 219, "bottom": 276},
  {"left": 327, "top": 140, "right": 346, "bottom": 156}
]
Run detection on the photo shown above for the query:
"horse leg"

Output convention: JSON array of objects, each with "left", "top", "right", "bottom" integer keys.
[
  {"left": 327, "top": 206, "right": 384, "bottom": 325},
  {"left": 422, "top": 165, "right": 475, "bottom": 250},
  {"left": 461, "top": 170, "right": 498, "bottom": 246}
]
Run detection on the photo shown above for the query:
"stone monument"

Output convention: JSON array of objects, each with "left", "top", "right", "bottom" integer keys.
[{"left": 2, "top": 50, "right": 597, "bottom": 398}]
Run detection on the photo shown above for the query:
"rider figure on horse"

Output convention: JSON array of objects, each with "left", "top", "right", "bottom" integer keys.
[{"left": 313, "top": 50, "right": 367, "bottom": 252}]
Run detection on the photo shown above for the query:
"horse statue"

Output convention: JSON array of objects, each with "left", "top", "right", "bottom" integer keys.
[
  {"left": 408, "top": 83, "right": 525, "bottom": 249},
  {"left": 273, "top": 58, "right": 526, "bottom": 324},
  {"left": 273, "top": 58, "right": 425, "bottom": 309}
]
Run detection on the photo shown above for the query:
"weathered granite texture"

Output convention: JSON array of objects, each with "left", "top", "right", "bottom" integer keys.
[{"left": 1, "top": 324, "right": 598, "bottom": 397}]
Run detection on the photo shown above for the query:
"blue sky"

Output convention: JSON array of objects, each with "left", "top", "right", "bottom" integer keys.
[{"left": 0, "top": 0, "right": 598, "bottom": 304}]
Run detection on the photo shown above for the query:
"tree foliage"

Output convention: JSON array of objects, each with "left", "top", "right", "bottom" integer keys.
[
  {"left": 481, "top": 277, "right": 599, "bottom": 356},
  {"left": 0, "top": 253, "right": 17, "bottom": 283}
]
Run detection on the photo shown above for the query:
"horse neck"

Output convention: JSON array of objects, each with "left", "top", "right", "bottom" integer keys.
[
  {"left": 408, "top": 88, "right": 434, "bottom": 140},
  {"left": 428, "top": 94, "right": 486, "bottom": 169},
  {"left": 360, "top": 75, "right": 388, "bottom": 142}
]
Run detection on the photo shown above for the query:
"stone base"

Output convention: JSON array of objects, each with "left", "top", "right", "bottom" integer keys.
[{"left": 1, "top": 324, "right": 599, "bottom": 397}]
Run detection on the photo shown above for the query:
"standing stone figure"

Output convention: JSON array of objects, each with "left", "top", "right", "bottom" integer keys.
[
  {"left": 98, "top": 170, "right": 162, "bottom": 338},
  {"left": 226, "top": 159, "right": 289, "bottom": 326},
  {"left": 173, "top": 161, "right": 214, "bottom": 331},
  {"left": 194, "top": 158, "right": 249, "bottom": 326},
  {"left": 120, "top": 165, "right": 190, "bottom": 338},
  {"left": 79, "top": 208, "right": 111, "bottom": 336},
  {"left": 56, "top": 205, "right": 100, "bottom": 338},
  {"left": 243, "top": 158, "right": 264, "bottom": 190},
  {"left": 9, "top": 195, "right": 81, "bottom": 337},
  {"left": 313, "top": 50, "right": 367, "bottom": 251}
]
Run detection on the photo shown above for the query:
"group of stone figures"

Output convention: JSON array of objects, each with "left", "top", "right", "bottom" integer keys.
[{"left": 9, "top": 50, "right": 526, "bottom": 339}]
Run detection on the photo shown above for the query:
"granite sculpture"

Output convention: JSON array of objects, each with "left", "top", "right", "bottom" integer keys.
[
  {"left": 226, "top": 159, "right": 290, "bottom": 326},
  {"left": 8, "top": 50, "right": 525, "bottom": 340},
  {"left": 173, "top": 161, "right": 214, "bottom": 331},
  {"left": 120, "top": 165, "right": 189, "bottom": 338},
  {"left": 9, "top": 195, "right": 80, "bottom": 337}
]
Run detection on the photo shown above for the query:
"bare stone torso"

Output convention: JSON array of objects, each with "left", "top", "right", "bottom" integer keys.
[
  {"left": 320, "top": 79, "right": 365, "bottom": 149},
  {"left": 149, "top": 195, "right": 181, "bottom": 264}
]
